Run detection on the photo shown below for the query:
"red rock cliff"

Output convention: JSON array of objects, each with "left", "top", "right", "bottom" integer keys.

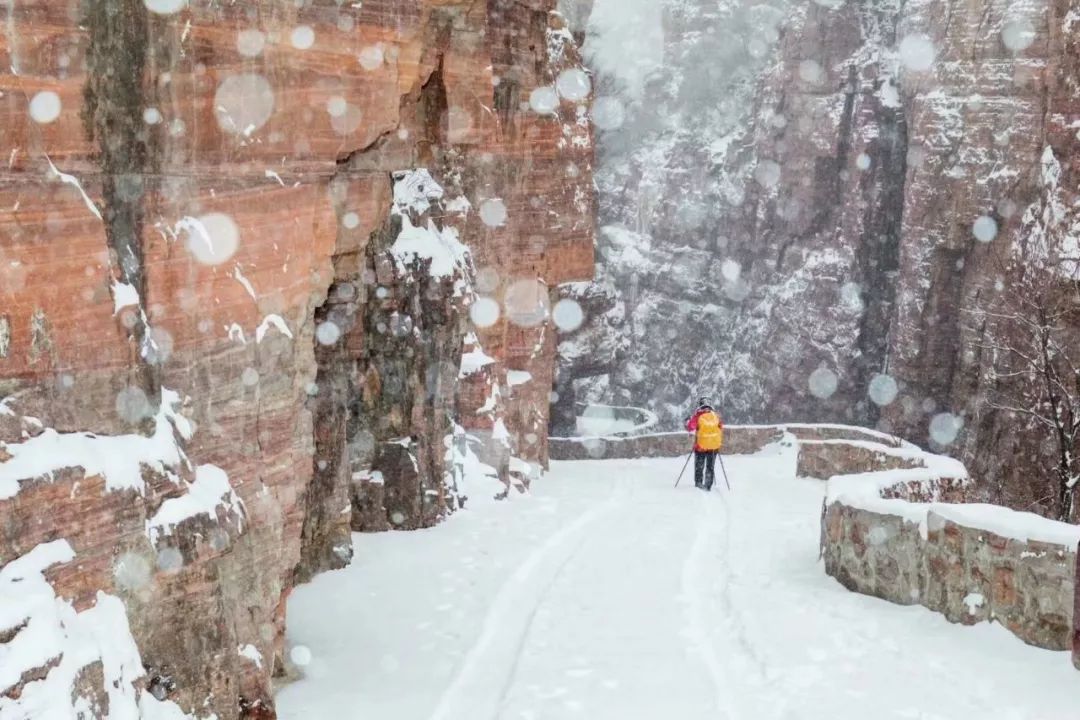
[{"left": 0, "top": 1, "right": 594, "bottom": 717}]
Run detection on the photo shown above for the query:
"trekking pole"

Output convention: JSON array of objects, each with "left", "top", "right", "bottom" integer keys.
[
  {"left": 717, "top": 453, "right": 732, "bottom": 491},
  {"left": 673, "top": 451, "right": 693, "bottom": 488}
]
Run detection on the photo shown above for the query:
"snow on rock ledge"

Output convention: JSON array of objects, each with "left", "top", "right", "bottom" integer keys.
[
  {"left": 389, "top": 169, "right": 472, "bottom": 297},
  {"left": 146, "top": 464, "right": 245, "bottom": 546},
  {"left": 0, "top": 388, "right": 192, "bottom": 500},
  {"left": 0, "top": 540, "right": 201, "bottom": 719},
  {"left": 820, "top": 437, "right": 1078, "bottom": 656}
]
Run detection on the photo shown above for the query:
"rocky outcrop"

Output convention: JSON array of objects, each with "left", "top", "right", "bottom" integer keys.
[
  {"left": 562, "top": 0, "right": 1080, "bottom": 520},
  {"left": 0, "top": 2, "right": 593, "bottom": 718}
]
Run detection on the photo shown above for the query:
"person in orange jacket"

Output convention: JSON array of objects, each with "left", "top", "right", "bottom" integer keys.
[{"left": 685, "top": 397, "right": 723, "bottom": 490}]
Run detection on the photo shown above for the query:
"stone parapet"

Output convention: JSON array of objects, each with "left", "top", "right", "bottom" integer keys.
[{"left": 819, "top": 437, "right": 1079, "bottom": 661}]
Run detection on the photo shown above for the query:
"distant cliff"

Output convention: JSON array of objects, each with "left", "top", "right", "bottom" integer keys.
[{"left": 558, "top": 0, "right": 1079, "bottom": 519}]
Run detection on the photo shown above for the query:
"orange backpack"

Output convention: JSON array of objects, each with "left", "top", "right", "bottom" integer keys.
[{"left": 696, "top": 411, "right": 723, "bottom": 451}]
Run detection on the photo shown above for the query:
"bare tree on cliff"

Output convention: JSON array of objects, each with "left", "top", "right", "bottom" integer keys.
[
  {"left": 967, "top": 149, "right": 1080, "bottom": 521},
  {"left": 969, "top": 266, "right": 1079, "bottom": 522}
]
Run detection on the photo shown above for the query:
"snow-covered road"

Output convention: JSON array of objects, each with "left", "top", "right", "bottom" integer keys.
[{"left": 276, "top": 443, "right": 1078, "bottom": 719}]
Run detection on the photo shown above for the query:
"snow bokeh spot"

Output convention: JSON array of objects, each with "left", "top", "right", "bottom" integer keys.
[
  {"left": 808, "top": 367, "right": 839, "bottom": 400},
  {"left": 555, "top": 68, "right": 591, "bottom": 101},
  {"left": 552, "top": 298, "right": 584, "bottom": 332},
  {"left": 29, "top": 90, "right": 61, "bottom": 124},
  {"left": 143, "top": 0, "right": 185, "bottom": 14},
  {"left": 113, "top": 551, "right": 152, "bottom": 592},
  {"left": 929, "top": 412, "right": 963, "bottom": 446},
  {"left": 447, "top": 106, "right": 473, "bottom": 141},
  {"left": 184, "top": 212, "right": 240, "bottom": 265},
  {"left": 241, "top": 367, "right": 260, "bottom": 387},
  {"left": 798, "top": 59, "right": 824, "bottom": 84},
  {"left": 290, "top": 645, "right": 313, "bottom": 667},
  {"left": 330, "top": 104, "right": 363, "bottom": 136},
  {"left": 342, "top": 212, "right": 360, "bottom": 229},
  {"left": 237, "top": 29, "right": 266, "bottom": 57},
  {"left": 214, "top": 74, "right": 275, "bottom": 136},
  {"left": 529, "top": 86, "right": 560, "bottom": 115},
  {"left": 143, "top": 107, "right": 162, "bottom": 125},
  {"left": 583, "top": 437, "right": 607, "bottom": 458},
  {"left": 504, "top": 278, "right": 549, "bottom": 328},
  {"left": 479, "top": 199, "right": 508, "bottom": 228},
  {"left": 972, "top": 215, "right": 998, "bottom": 243},
  {"left": 359, "top": 44, "right": 384, "bottom": 71},
  {"left": 753, "top": 160, "right": 781, "bottom": 188},
  {"left": 143, "top": 326, "right": 175, "bottom": 365},
  {"left": 856, "top": 153, "right": 872, "bottom": 171},
  {"left": 868, "top": 373, "right": 899, "bottom": 407},
  {"left": 290, "top": 25, "right": 315, "bottom": 50},
  {"left": 720, "top": 259, "right": 741, "bottom": 283},
  {"left": 840, "top": 282, "right": 864, "bottom": 312},
  {"left": 316, "top": 321, "right": 342, "bottom": 346},
  {"left": 867, "top": 526, "right": 890, "bottom": 546},
  {"left": 475, "top": 266, "right": 500, "bottom": 293},
  {"left": 327, "top": 96, "right": 348, "bottom": 118},
  {"left": 470, "top": 297, "right": 501, "bottom": 329},
  {"left": 723, "top": 278, "right": 752, "bottom": 302},
  {"left": 156, "top": 546, "right": 184, "bottom": 573},
  {"left": 899, "top": 34, "right": 936, "bottom": 71},
  {"left": 1002, "top": 20, "right": 1036, "bottom": 51}
]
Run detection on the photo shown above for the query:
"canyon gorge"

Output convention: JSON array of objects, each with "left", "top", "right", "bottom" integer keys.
[{"left": 1, "top": 0, "right": 1078, "bottom": 717}]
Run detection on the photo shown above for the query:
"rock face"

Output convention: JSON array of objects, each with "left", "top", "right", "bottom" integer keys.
[
  {"left": 0, "top": 2, "right": 593, "bottom": 718},
  {"left": 561, "top": 0, "right": 1079, "bottom": 518}
]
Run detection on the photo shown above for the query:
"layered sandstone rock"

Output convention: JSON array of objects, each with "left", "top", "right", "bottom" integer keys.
[{"left": 0, "top": 2, "right": 593, "bottom": 718}]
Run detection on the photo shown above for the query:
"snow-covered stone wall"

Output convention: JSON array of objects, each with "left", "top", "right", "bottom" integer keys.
[
  {"left": 817, "top": 439, "right": 1079, "bottom": 659},
  {"left": 549, "top": 425, "right": 784, "bottom": 460},
  {"left": 549, "top": 421, "right": 903, "bottom": 461}
]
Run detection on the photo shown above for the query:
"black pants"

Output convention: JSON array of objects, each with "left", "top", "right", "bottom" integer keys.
[{"left": 694, "top": 450, "right": 717, "bottom": 488}]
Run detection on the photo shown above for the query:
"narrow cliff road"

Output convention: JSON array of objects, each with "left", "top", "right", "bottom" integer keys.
[{"left": 276, "top": 444, "right": 1076, "bottom": 720}]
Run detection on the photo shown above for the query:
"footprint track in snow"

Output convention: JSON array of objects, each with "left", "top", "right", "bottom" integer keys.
[{"left": 429, "top": 479, "right": 628, "bottom": 720}]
